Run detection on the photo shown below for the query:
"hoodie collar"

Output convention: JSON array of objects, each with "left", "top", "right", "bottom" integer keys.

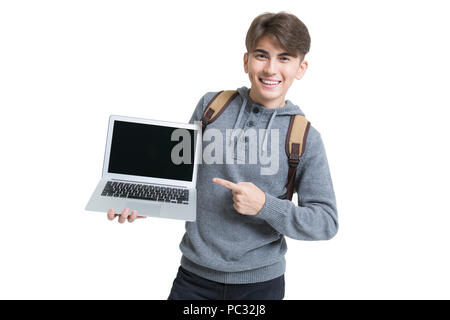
[
  {"left": 236, "top": 86, "right": 305, "bottom": 116},
  {"left": 231, "top": 87, "right": 306, "bottom": 152}
]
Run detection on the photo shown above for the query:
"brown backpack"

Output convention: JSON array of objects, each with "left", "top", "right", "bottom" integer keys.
[{"left": 200, "top": 90, "right": 310, "bottom": 201}]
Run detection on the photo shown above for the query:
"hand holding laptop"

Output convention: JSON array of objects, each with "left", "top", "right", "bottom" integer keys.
[{"left": 107, "top": 207, "right": 147, "bottom": 223}]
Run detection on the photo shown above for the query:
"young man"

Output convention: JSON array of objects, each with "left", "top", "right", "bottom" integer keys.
[{"left": 108, "top": 12, "right": 338, "bottom": 300}]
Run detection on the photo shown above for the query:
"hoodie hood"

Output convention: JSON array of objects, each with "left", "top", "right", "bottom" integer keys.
[{"left": 233, "top": 86, "right": 305, "bottom": 152}]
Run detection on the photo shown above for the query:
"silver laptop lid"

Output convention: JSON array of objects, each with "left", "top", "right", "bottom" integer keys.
[{"left": 102, "top": 115, "right": 201, "bottom": 188}]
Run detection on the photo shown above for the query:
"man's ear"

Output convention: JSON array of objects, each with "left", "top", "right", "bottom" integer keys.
[
  {"left": 295, "top": 60, "right": 308, "bottom": 80},
  {"left": 243, "top": 52, "right": 249, "bottom": 74}
]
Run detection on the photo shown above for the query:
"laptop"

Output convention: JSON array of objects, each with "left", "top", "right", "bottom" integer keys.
[{"left": 85, "top": 115, "right": 201, "bottom": 221}]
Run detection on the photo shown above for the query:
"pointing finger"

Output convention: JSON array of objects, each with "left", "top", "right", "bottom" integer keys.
[{"left": 212, "top": 178, "right": 241, "bottom": 192}]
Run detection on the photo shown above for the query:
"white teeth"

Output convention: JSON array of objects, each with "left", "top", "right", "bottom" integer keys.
[{"left": 261, "top": 79, "right": 280, "bottom": 85}]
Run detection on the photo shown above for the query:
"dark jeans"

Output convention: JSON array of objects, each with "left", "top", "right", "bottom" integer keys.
[{"left": 168, "top": 266, "right": 285, "bottom": 300}]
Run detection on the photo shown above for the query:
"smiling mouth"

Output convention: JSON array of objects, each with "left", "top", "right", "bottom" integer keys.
[{"left": 259, "top": 78, "right": 281, "bottom": 87}]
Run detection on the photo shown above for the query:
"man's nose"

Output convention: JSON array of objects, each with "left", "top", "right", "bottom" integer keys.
[{"left": 263, "top": 58, "right": 277, "bottom": 75}]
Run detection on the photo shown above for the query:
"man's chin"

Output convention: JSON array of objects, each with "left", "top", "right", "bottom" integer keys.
[{"left": 258, "top": 90, "right": 281, "bottom": 102}]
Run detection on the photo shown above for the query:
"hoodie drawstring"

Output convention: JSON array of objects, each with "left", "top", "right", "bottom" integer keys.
[
  {"left": 262, "top": 110, "right": 277, "bottom": 153},
  {"left": 229, "top": 97, "right": 247, "bottom": 146}
]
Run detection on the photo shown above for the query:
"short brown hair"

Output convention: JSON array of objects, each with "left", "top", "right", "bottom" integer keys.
[{"left": 245, "top": 12, "right": 311, "bottom": 61}]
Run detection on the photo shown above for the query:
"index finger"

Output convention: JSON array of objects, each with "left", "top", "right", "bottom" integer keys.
[{"left": 212, "top": 178, "right": 241, "bottom": 192}]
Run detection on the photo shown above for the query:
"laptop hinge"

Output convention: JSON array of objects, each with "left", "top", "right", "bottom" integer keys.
[{"left": 110, "top": 178, "right": 189, "bottom": 188}]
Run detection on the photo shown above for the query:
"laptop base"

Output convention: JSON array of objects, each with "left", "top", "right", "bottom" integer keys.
[{"left": 85, "top": 179, "right": 196, "bottom": 221}]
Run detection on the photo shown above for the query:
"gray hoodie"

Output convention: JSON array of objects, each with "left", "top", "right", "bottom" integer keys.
[{"left": 179, "top": 86, "right": 338, "bottom": 284}]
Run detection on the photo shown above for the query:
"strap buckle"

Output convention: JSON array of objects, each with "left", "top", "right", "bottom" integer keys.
[{"left": 288, "top": 154, "right": 300, "bottom": 167}]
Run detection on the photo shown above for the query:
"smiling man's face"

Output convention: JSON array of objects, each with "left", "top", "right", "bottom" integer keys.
[{"left": 244, "top": 35, "right": 308, "bottom": 109}]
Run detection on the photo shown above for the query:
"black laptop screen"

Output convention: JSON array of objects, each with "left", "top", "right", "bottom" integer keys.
[{"left": 108, "top": 120, "right": 196, "bottom": 181}]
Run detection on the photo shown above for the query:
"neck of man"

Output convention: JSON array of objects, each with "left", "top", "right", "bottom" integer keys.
[{"left": 249, "top": 88, "right": 286, "bottom": 109}]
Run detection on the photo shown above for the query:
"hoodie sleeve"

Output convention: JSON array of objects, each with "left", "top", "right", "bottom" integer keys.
[{"left": 256, "top": 128, "right": 339, "bottom": 240}]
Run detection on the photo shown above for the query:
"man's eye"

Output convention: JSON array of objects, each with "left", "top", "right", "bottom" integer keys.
[
  {"left": 256, "top": 54, "right": 267, "bottom": 59},
  {"left": 280, "top": 57, "right": 290, "bottom": 61}
]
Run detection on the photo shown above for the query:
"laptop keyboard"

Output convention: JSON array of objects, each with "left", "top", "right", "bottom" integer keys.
[{"left": 101, "top": 181, "right": 189, "bottom": 204}]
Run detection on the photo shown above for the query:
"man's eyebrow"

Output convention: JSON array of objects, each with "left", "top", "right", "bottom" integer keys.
[{"left": 252, "top": 49, "right": 296, "bottom": 57}]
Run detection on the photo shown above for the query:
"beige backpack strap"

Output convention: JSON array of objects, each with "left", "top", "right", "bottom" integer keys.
[
  {"left": 201, "top": 90, "right": 238, "bottom": 132},
  {"left": 284, "top": 114, "right": 311, "bottom": 201}
]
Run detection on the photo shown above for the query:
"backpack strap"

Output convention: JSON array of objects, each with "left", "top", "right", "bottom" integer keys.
[
  {"left": 284, "top": 114, "right": 311, "bottom": 201},
  {"left": 201, "top": 90, "right": 238, "bottom": 133}
]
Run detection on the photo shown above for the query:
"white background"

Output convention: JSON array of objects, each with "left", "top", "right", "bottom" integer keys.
[{"left": 1, "top": 0, "right": 449, "bottom": 299}]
